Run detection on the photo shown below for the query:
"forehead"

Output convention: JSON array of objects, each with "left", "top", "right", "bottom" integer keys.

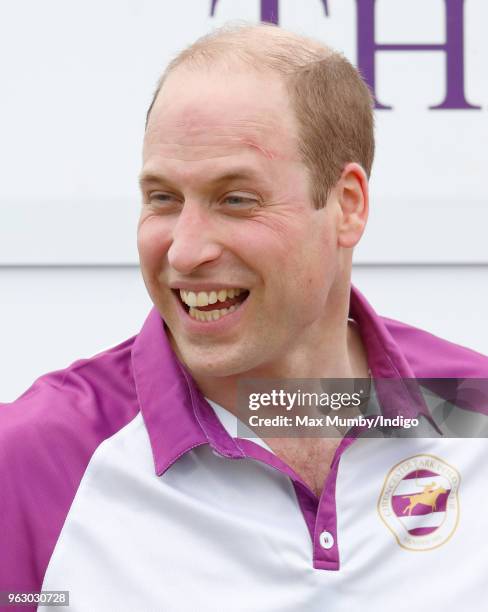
[{"left": 143, "top": 66, "right": 301, "bottom": 166}]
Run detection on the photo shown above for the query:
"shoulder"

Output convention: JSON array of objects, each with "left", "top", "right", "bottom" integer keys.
[
  {"left": 0, "top": 334, "right": 139, "bottom": 456},
  {"left": 381, "top": 315, "right": 488, "bottom": 377},
  {"left": 0, "top": 335, "right": 140, "bottom": 592}
]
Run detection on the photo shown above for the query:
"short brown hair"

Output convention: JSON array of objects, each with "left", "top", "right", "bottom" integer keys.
[{"left": 145, "top": 22, "right": 374, "bottom": 208}]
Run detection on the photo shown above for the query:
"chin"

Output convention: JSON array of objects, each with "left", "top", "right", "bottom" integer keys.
[{"left": 180, "top": 347, "right": 257, "bottom": 380}]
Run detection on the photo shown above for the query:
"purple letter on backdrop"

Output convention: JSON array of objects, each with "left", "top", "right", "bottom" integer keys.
[
  {"left": 211, "top": 0, "right": 329, "bottom": 24},
  {"left": 356, "top": 0, "right": 480, "bottom": 110}
]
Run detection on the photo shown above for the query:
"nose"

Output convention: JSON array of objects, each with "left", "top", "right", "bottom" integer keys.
[{"left": 167, "top": 201, "right": 223, "bottom": 275}]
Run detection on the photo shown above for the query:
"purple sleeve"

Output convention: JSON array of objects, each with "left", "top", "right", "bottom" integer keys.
[
  {"left": 383, "top": 316, "right": 488, "bottom": 378},
  {"left": 0, "top": 340, "right": 138, "bottom": 610},
  {"left": 383, "top": 316, "right": 488, "bottom": 414}
]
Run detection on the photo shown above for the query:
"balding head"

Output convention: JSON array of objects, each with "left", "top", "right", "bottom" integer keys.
[{"left": 145, "top": 22, "right": 374, "bottom": 208}]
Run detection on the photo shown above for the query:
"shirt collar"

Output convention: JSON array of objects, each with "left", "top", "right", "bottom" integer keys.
[
  {"left": 349, "top": 286, "right": 433, "bottom": 423},
  {"left": 131, "top": 306, "right": 245, "bottom": 476},
  {"left": 131, "top": 284, "right": 431, "bottom": 475}
]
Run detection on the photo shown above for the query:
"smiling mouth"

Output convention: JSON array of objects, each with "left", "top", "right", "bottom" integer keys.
[{"left": 175, "top": 288, "right": 250, "bottom": 322}]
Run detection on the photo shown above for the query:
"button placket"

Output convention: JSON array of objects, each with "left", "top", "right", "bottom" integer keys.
[{"left": 312, "top": 437, "right": 357, "bottom": 570}]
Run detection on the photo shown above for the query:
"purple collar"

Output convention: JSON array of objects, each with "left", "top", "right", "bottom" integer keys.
[{"left": 131, "top": 284, "right": 431, "bottom": 476}]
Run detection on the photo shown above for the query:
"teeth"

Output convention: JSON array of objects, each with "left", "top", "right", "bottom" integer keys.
[
  {"left": 179, "top": 287, "right": 246, "bottom": 307},
  {"left": 182, "top": 291, "right": 197, "bottom": 307},
  {"left": 188, "top": 302, "right": 243, "bottom": 322},
  {"left": 196, "top": 292, "right": 208, "bottom": 307}
]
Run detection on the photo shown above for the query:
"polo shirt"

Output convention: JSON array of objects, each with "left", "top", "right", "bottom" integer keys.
[{"left": 1, "top": 284, "right": 488, "bottom": 612}]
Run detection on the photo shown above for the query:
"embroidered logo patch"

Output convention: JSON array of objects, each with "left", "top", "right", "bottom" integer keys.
[{"left": 378, "top": 454, "right": 460, "bottom": 551}]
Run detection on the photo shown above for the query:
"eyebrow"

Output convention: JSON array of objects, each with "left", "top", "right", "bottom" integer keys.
[{"left": 138, "top": 168, "right": 263, "bottom": 190}]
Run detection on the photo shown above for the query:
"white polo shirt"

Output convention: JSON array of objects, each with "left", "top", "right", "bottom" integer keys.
[{"left": 40, "top": 396, "right": 488, "bottom": 611}]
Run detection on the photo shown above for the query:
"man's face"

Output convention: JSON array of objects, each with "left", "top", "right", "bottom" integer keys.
[{"left": 138, "top": 65, "right": 343, "bottom": 378}]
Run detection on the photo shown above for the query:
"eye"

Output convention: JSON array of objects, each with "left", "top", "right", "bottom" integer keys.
[
  {"left": 150, "top": 193, "right": 173, "bottom": 202},
  {"left": 221, "top": 193, "right": 259, "bottom": 208},
  {"left": 147, "top": 192, "right": 180, "bottom": 208}
]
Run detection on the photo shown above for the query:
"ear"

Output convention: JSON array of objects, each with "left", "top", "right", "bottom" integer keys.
[{"left": 335, "top": 162, "right": 369, "bottom": 249}]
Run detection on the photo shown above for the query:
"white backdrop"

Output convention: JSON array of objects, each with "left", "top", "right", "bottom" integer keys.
[{"left": 1, "top": 0, "right": 487, "bottom": 401}]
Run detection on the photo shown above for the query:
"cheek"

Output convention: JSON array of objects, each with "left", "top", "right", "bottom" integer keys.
[
  {"left": 237, "top": 217, "right": 298, "bottom": 261},
  {"left": 290, "top": 228, "right": 337, "bottom": 293},
  {"left": 137, "top": 217, "right": 172, "bottom": 269}
]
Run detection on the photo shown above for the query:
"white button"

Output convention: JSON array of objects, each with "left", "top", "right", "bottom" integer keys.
[{"left": 319, "top": 531, "right": 334, "bottom": 550}]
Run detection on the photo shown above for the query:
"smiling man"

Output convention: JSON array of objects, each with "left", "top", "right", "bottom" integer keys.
[
  {"left": 136, "top": 36, "right": 371, "bottom": 499},
  {"left": 2, "top": 22, "right": 488, "bottom": 612}
]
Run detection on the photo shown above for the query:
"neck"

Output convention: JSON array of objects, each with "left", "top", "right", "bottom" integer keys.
[{"left": 192, "top": 285, "right": 369, "bottom": 415}]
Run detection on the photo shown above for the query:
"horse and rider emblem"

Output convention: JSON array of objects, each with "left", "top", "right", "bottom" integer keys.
[{"left": 378, "top": 454, "right": 460, "bottom": 551}]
